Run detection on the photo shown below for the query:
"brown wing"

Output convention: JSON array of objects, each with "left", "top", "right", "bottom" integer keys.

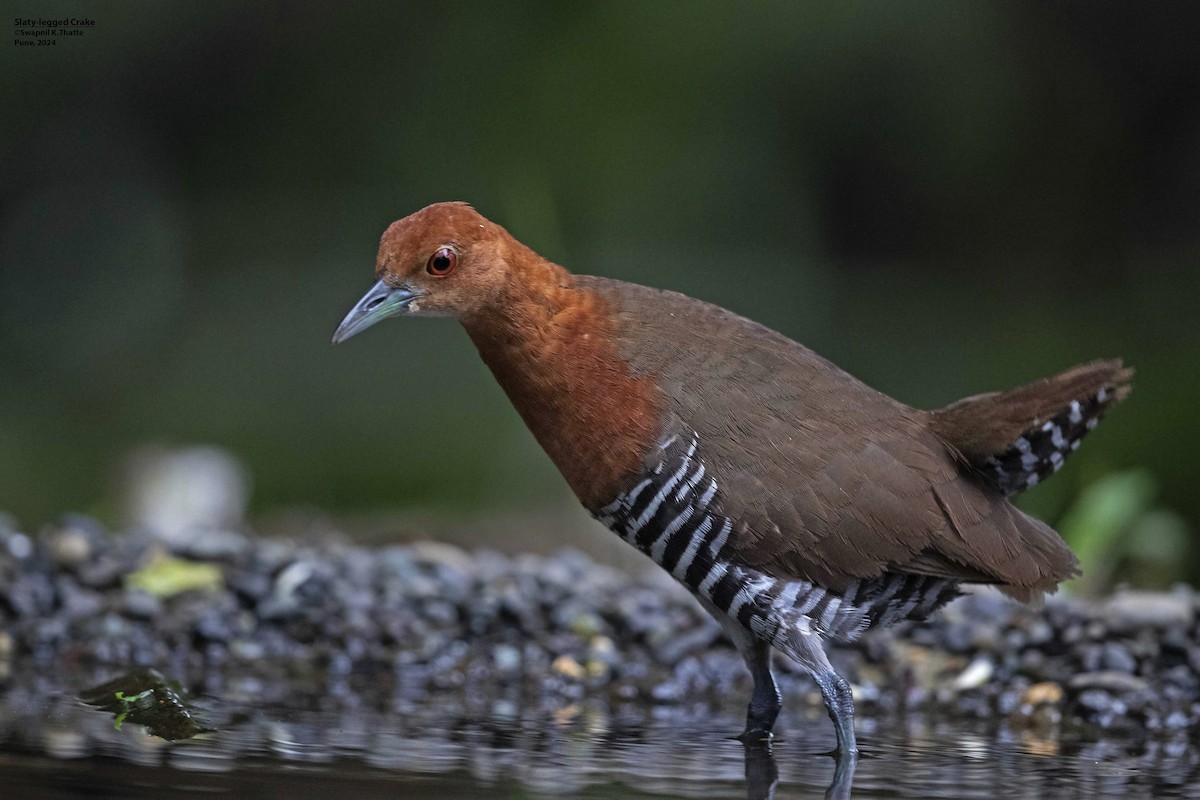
[{"left": 584, "top": 276, "right": 1078, "bottom": 600}]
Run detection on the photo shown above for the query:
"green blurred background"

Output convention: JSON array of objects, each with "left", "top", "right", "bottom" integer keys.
[{"left": 2, "top": 2, "right": 1197, "bottom": 587}]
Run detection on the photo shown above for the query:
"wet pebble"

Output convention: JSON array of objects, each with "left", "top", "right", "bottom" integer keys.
[
  {"left": 1104, "top": 590, "right": 1195, "bottom": 633},
  {"left": 1068, "top": 670, "right": 1149, "bottom": 694},
  {"left": 121, "top": 589, "right": 163, "bottom": 619},
  {"left": 1100, "top": 642, "right": 1137, "bottom": 673}
]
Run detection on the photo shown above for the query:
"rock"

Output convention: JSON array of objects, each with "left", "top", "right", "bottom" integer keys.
[
  {"left": 76, "top": 557, "right": 125, "bottom": 589},
  {"left": 952, "top": 656, "right": 994, "bottom": 691},
  {"left": 120, "top": 587, "right": 162, "bottom": 618},
  {"left": 1100, "top": 642, "right": 1137, "bottom": 673},
  {"left": 3, "top": 531, "right": 32, "bottom": 560},
  {"left": 121, "top": 446, "right": 250, "bottom": 544},
  {"left": 4, "top": 574, "right": 55, "bottom": 617},
  {"left": 408, "top": 540, "right": 474, "bottom": 574},
  {"left": 1076, "top": 688, "right": 1120, "bottom": 716},
  {"left": 492, "top": 644, "right": 522, "bottom": 675},
  {"left": 564, "top": 610, "right": 605, "bottom": 639},
  {"left": 1067, "top": 671, "right": 1149, "bottom": 694},
  {"left": 230, "top": 640, "right": 266, "bottom": 661},
  {"left": 652, "top": 622, "right": 719, "bottom": 666},
  {"left": 46, "top": 528, "right": 92, "bottom": 569},
  {"left": 1025, "top": 620, "right": 1054, "bottom": 646},
  {"left": 1104, "top": 590, "right": 1194, "bottom": 633},
  {"left": 194, "top": 610, "right": 233, "bottom": 642},
  {"left": 56, "top": 579, "right": 104, "bottom": 620},
  {"left": 1022, "top": 682, "right": 1064, "bottom": 706},
  {"left": 272, "top": 560, "right": 332, "bottom": 607},
  {"left": 175, "top": 529, "right": 250, "bottom": 562},
  {"left": 552, "top": 655, "right": 585, "bottom": 681},
  {"left": 0, "top": 631, "right": 12, "bottom": 682}
]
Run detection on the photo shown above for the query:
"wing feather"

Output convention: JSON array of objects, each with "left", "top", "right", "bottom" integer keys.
[{"left": 585, "top": 277, "right": 1078, "bottom": 600}]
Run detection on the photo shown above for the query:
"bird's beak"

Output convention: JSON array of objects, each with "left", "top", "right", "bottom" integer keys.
[{"left": 332, "top": 279, "right": 419, "bottom": 344}]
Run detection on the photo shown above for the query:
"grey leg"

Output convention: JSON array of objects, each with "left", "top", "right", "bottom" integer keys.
[
  {"left": 812, "top": 669, "right": 857, "bottom": 755},
  {"left": 789, "top": 633, "right": 858, "bottom": 755},
  {"left": 697, "top": 596, "right": 857, "bottom": 753},
  {"left": 700, "top": 598, "right": 782, "bottom": 740},
  {"left": 738, "top": 638, "right": 781, "bottom": 741}
]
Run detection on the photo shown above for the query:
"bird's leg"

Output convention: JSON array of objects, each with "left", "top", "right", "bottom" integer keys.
[
  {"left": 812, "top": 669, "right": 857, "bottom": 756},
  {"left": 738, "top": 638, "right": 781, "bottom": 741},
  {"left": 700, "top": 598, "right": 782, "bottom": 741},
  {"left": 787, "top": 632, "right": 858, "bottom": 755}
]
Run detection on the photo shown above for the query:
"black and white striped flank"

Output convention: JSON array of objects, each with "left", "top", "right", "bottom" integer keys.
[{"left": 594, "top": 433, "right": 958, "bottom": 647}]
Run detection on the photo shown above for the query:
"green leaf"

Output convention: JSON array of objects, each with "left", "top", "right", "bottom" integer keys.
[{"left": 124, "top": 555, "right": 223, "bottom": 598}]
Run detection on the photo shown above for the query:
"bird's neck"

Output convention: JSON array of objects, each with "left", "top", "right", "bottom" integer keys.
[{"left": 461, "top": 267, "right": 666, "bottom": 509}]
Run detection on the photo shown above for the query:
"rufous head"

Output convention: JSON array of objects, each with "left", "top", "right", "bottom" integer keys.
[{"left": 332, "top": 202, "right": 522, "bottom": 343}]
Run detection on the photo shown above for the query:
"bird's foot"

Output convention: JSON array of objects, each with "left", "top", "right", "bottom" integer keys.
[
  {"left": 735, "top": 725, "right": 776, "bottom": 744},
  {"left": 819, "top": 744, "right": 860, "bottom": 758}
]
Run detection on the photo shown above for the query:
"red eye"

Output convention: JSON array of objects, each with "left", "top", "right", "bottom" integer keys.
[{"left": 427, "top": 247, "right": 456, "bottom": 276}]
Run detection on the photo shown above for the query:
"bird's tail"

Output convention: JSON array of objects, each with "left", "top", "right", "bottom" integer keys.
[{"left": 929, "top": 359, "right": 1132, "bottom": 496}]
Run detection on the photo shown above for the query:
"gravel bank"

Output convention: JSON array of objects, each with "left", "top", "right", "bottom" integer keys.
[{"left": 1, "top": 513, "right": 1198, "bottom": 736}]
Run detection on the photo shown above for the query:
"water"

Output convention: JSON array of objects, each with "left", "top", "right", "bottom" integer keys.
[{"left": 2, "top": 686, "right": 1197, "bottom": 799}]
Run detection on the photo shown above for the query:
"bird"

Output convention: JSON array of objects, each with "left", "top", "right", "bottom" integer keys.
[{"left": 332, "top": 201, "right": 1131, "bottom": 755}]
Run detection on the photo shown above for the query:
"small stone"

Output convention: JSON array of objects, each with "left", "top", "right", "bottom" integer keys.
[
  {"left": 1104, "top": 590, "right": 1194, "bottom": 633},
  {"left": 651, "top": 622, "right": 718, "bottom": 666},
  {"left": 586, "top": 658, "right": 610, "bottom": 681},
  {"left": 552, "top": 654, "right": 585, "bottom": 681},
  {"left": 5, "top": 574, "right": 55, "bottom": 617},
  {"left": 408, "top": 540, "right": 473, "bottom": 573},
  {"left": 47, "top": 529, "right": 92, "bottom": 568},
  {"left": 1100, "top": 642, "right": 1137, "bottom": 673},
  {"left": 0, "top": 630, "right": 12, "bottom": 681},
  {"left": 952, "top": 657, "right": 994, "bottom": 691},
  {"left": 5, "top": 532, "right": 32, "bottom": 560},
  {"left": 177, "top": 529, "right": 250, "bottom": 561},
  {"left": 1075, "top": 688, "right": 1120, "bottom": 718},
  {"left": 566, "top": 611, "right": 604, "bottom": 639},
  {"left": 121, "top": 589, "right": 163, "bottom": 619},
  {"left": 57, "top": 580, "right": 104, "bottom": 620},
  {"left": 230, "top": 640, "right": 266, "bottom": 661},
  {"left": 273, "top": 560, "right": 315, "bottom": 600},
  {"left": 588, "top": 635, "right": 618, "bottom": 665},
  {"left": 194, "top": 611, "right": 233, "bottom": 641},
  {"left": 1164, "top": 710, "right": 1189, "bottom": 729},
  {"left": 650, "top": 677, "right": 684, "bottom": 702},
  {"left": 229, "top": 570, "right": 271, "bottom": 602},
  {"left": 1023, "top": 681, "right": 1064, "bottom": 706},
  {"left": 76, "top": 558, "right": 124, "bottom": 589},
  {"left": 1068, "top": 670, "right": 1149, "bottom": 694},
  {"left": 1080, "top": 644, "right": 1103, "bottom": 672},
  {"left": 1018, "top": 648, "right": 1047, "bottom": 678},
  {"left": 492, "top": 644, "right": 521, "bottom": 674},
  {"left": 1025, "top": 620, "right": 1053, "bottom": 646}
]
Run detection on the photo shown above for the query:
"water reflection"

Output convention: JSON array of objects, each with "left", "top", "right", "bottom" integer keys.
[
  {"left": 743, "top": 741, "right": 855, "bottom": 800},
  {"left": 1, "top": 682, "right": 1197, "bottom": 797},
  {"left": 744, "top": 741, "right": 780, "bottom": 799}
]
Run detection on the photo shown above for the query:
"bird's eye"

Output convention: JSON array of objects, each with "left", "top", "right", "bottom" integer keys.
[{"left": 427, "top": 248, "right": 457, "bottom": 276}]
